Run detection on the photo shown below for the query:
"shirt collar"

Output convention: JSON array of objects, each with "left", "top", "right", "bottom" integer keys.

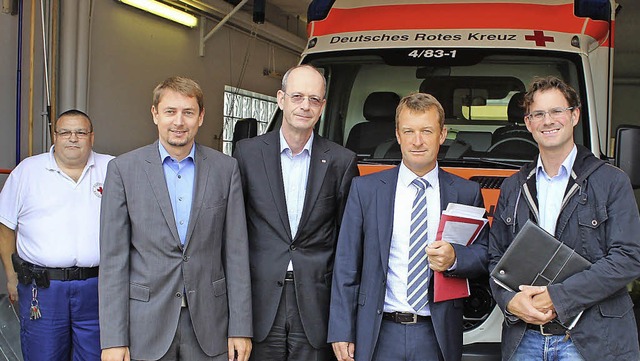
[
  {"left": 46, "top": 145, "right": 95, "bottom": 171},
  {"left": 158, "top": 142, "right": 196, "bottom": 163},
  {"left": 536, "top": 144, "right": 577, "bottom": 179},
  {"left": 398, "top": 161, "right": 439, "bottom": 189},
  {"left": 279, "top": 128, "right": 313, "bottom": 157}
]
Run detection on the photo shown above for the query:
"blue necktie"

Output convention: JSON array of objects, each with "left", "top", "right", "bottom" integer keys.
[{"left": 407, "top": 177, "right": 430, "bottom": 312}]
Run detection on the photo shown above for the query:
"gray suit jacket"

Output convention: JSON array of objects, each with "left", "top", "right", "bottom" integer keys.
[
  {"left": 233, "top": 130, "right": 359, "bottom": 348},
  {"left": 99, "top": 141, "right": 252, "bottom": 360}
]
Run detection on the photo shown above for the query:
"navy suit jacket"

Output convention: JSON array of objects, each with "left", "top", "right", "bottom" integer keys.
[{"left": 328, "top": 166, "right": 489, "bottom": 361}]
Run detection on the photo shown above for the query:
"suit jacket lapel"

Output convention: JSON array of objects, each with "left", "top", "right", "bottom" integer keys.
[
  {"left": 184, "top": 144, "right": 209, "bottom": 250},
  {"left": 378, "top": 168, "right": 398, "bottom": 275},
  {"left": 296, "top": 136, "right": 330, "bottom": 239},
  {"left": 143, "top": 141, "right": 180, "bottom": 245},
  {"left": 262, "top": 131, "right": 293, "bottom": 240},
  {"left": 438, "top": 170, "right": 457, "bottom": 212}
]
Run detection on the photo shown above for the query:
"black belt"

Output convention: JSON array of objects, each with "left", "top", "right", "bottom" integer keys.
[
  {"left": 13, "top": 253, "right": 98, "bottom": 286},
  {"left": 383, "top": 312, "right": 430, "bottom": 324},
  {"left": 44, "top": 266, "right": 99, "bottom": 281},
  {"left": 527, "top": 322, "right": 567, "bottom": 336},
  {"left": 285, "top": 271, "right": 294, "bottom": 281}
]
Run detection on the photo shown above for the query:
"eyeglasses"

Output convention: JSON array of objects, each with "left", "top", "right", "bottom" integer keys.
[
  {"left": 283, "top": 92, "right": 325, "bottom": 107},
  {"left": 525, "top": 107, "right": 575, "bottom": 122},
  {"left": 55, "top": 129, "right": 92, "bottom": 139}
]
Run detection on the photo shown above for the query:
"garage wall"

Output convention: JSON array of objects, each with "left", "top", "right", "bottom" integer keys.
[
  {"left": 0, "top": 0, "right": 301, "bottom": 165},
  {"left": 88, "top": 1, "right": 300, "bottom": 156},
  {"left": 0, "top": 9, "right": 17, "bottom": 184},
  {"left": 0, "top": 8, "right": 18, "bottom": 172},
  {"left": 613, "top": 0, "right": 640, "bottom": 131}
]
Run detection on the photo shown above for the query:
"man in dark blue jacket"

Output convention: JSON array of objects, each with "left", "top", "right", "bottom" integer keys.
[
  {"left": 489, "top": 76, "right": 640, "bottom": 361},
  {"left": 329, "top": 93, "right": 489, "bottom": 361}
]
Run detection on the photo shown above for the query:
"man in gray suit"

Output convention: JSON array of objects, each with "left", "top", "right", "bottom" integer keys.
[
  {"left": 99, "top": 76, "right": 252, "bottom": 361},
  {"left": 233, "top": 64, "right": 359, "bottom": 360}
]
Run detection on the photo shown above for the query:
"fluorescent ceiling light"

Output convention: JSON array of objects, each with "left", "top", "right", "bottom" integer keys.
[{"left": 120, "top": 0, "right": 198, "bottom": 28}]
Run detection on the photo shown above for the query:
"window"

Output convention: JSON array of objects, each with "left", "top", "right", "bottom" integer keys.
[{"left": 222, "top": 86, "right": 278, "bottom": 155}]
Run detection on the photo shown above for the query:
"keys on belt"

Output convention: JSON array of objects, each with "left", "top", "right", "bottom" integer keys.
[{"left": 382, "top": 311, "right": 430, "bottom": 324}]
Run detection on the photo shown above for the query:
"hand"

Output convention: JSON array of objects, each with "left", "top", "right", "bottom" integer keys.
[
  {"left": 529, "top": 286, "right": 555, "bottom": 314},
  {"left": 101, "top": 347, "right": 130, "bottom": 361},
  {"left": 426, "top": 241, "right": 456, "bottom": 272},
  {"left": 332, "top": 342, "right": 355, "bottom": 361},
  {"left": 228, "top": 337, "right": 252, "bottom": 361},
  {"left": 506, "top": 286, "right": 555, "bottom": 325},
  {"left": 6, "top": 272, "right": 18, "bottom": 303}
]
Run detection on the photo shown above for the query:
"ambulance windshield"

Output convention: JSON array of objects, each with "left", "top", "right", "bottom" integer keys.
[{"left": 293, "top": 49, "right": 587, "bottom": 168}]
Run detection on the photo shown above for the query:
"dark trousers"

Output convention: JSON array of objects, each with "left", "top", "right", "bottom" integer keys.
[
  {"left": 372, "top": 318, "right": 440, "bottom": 361},
  {"left": 149, "top": 307, "right": 225, "bottom": 361},
  {"left": 17, "top": 278, "right": 100, "bottom": 361},
  {"left": 250, "top": 280, "right": 333, "bottom": 361}
]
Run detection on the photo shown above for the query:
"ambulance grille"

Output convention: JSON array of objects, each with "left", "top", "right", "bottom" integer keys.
[{"left": 470, "top": 176, "right": 507, "bottom": 189}]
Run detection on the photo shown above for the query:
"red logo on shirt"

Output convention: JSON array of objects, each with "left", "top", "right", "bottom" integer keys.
[{"left": 93, "top": 183, "right": 104, "bottom": 198}]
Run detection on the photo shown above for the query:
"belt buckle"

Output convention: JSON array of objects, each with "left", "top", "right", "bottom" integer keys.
[
  {"left": 539, "top": 324, "right": 552, "bottom": 336},
  {"left": 400, "top": 313, "right": 418, "bottom": 324}
]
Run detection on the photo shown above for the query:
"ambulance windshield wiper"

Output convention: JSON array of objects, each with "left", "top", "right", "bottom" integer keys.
[{"left": 439, "top": 157, "right": 523, "bottom": 169}]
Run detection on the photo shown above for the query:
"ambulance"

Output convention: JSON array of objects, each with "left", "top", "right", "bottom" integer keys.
[{"left": 235, "top": 0, "right": 640, "bottom": 358}]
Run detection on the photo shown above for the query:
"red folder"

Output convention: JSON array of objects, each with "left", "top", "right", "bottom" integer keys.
[{"left": 433, "top": 214, "right": 486, "bottom": 302}]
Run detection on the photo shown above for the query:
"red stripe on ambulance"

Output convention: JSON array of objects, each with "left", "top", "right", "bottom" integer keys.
[{"left": 309, "top": 3, "right": 611, "bottom": 46}]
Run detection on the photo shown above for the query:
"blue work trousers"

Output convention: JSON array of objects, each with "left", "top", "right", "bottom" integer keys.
[{"left": 17, "top": 277, "right": 100, "bottom": 361}]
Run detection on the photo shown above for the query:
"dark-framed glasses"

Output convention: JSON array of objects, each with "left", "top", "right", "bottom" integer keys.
[
  {"left": 525, "top": 107, "right": 575, "bottom": 122},
  {"left": 283, "top": 92, "right": 325, "bottom": 107},
  {"left": 55, "top": 129, "right": 93, "bottom": 139}
]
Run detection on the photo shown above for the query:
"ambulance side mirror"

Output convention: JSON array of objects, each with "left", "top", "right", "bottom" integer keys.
[{"left": 615, "top": 124, "right": 640, "bottom": 189}]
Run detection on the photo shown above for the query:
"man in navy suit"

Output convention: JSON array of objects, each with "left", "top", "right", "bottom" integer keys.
[{"left": 328, "top": 93, "right": 489, "bottom": 361}]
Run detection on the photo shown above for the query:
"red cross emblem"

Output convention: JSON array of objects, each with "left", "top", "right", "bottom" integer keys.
[{"left": 525, "top": 30, "right": 554, "bottom": 47}]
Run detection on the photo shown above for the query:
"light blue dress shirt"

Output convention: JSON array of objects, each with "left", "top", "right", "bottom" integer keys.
[
  {"left": 536, "top": 145, "right": 577, "bottom": 234},
  {"left": 280, "top": 129, "right": 313, "bottom": 271},
  {"left": 159, "top": 143, "right": 196, "bottom": 245}
]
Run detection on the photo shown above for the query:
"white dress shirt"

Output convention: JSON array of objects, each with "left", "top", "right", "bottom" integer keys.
[
  {"left": 384, "top": 162, "right": 441, "bottom": 316},
  {"left": 280, "top": 129, "right": 313, "bottom": 271}
]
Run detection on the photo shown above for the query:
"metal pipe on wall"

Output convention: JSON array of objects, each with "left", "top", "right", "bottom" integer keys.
[
  {"left": 27, "top": 0, "right": 35, "bottom": 156},
  {"left": 75, "top": 0, "right": 89, "bottom": 109},
  {"left": 39, "top": 0, "right": 51, "bottom": 147},
  {"left": 15, "top": 0, "right": 23, "bottom": 165},
  {"left": 49, "top": 0, "right": 58, "bottom": 139},
  {"left": 59, "top": 0, "right": 78, "bottom": 112}
]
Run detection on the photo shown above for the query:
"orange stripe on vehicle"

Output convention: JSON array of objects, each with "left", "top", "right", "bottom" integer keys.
[{"left": 310, "top": 3, "right": 610, "bottom": 44}]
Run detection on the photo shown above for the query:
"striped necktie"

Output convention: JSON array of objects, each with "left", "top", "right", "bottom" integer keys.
[{"left": 407, "top": 177, "right": 430, "bottom": 312}]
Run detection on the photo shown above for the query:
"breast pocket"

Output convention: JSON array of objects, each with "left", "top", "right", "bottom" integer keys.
[
  {"left": 212, "top": 277, "right": 227, "bottom": 297},
  {"left": 577, "top": 205, "right": 608, "bottom": 259},
  {"left": 197, "top": 199, "right": 226, "bottom": 234},
  {"left": 315, "top": 195, "right": 335, "bottom": 209},
  {"left": 205, "top": 199, "right": 226, "bottom": 211}
]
